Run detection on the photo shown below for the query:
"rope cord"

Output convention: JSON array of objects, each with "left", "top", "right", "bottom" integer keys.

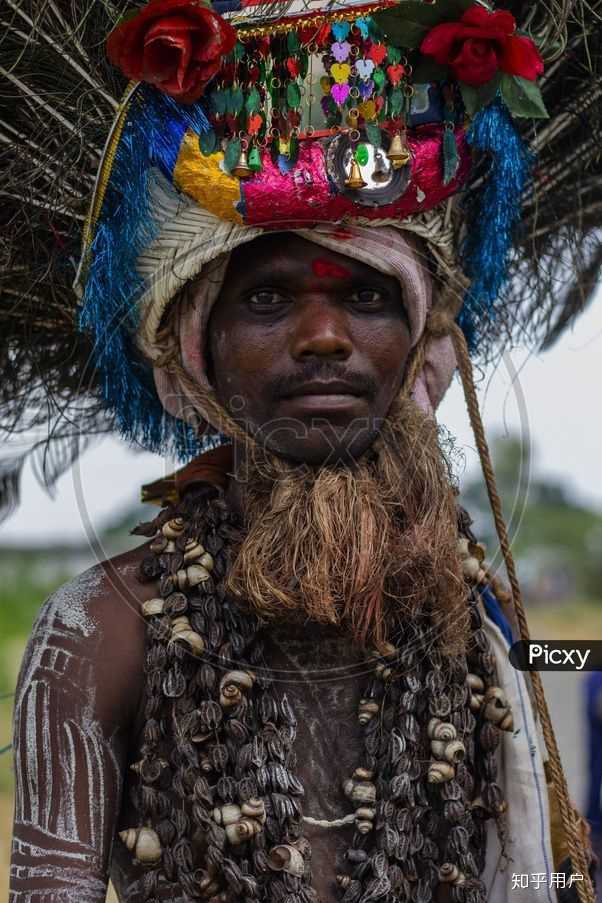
[{"left": 450, "top": 321, "right": 596, "bottom": 903}]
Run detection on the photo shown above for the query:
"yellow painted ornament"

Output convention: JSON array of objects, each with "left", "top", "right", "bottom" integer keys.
[
  {"left": 331, "top": 63, "right": 351, "bottom": 84},
  {"left": 358, "top": 100, "right": 376, "bottom": 120}
]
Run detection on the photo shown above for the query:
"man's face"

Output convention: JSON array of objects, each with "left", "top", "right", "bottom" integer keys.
[{"left": 206, "top": 233, "right": 412, "bottom": 464}]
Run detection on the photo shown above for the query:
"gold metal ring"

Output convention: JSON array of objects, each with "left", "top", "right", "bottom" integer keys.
[
  {"left": 270, "top": 76, "right": 281, "bottom": 89},
  {"left": 349, "top": 128, "right": 360, "bottom": 142},
  {"left": 349, "top": 86, "right": 360, "bottom": 99},
  {"left": 305, "top": 125, "right": 315, "bottom": 137}
]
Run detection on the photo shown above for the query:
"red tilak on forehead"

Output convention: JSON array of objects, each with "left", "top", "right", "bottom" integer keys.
[{"left": 311, "top": 257, "right": 351, "bottom": 280}]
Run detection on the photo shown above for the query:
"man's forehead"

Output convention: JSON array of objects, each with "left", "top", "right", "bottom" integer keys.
[{"left": 227, "top": 232, "right": 396, "bottom": 283}]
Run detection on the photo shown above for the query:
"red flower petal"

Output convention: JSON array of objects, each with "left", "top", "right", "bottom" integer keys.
[
  {"left": 461, "top": 4, "right": 516, "bottom": 35},
  {"left": 143, "top": 38, "right": 182, "bottom": 82},
  {"left": 499, "top": 33, "right": 544, "bottom": 80},
  {"left": 421, "top": 21, "right": 465, "bottom": 65},
  {"left": 451, "top": 37, "right": 499, "bottom": 86},
  {"left": 106, "top": 0, "right": 235, "bottom": 100}
]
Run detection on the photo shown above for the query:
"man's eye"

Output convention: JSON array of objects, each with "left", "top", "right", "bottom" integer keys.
[
  {"left": 348, "top": 289, "right": 385, "bottom": 305},
  {"left": 248, "top": 290, "right": 288, "bottom": 307}
]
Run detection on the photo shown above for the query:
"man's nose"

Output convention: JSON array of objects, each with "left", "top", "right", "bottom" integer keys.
[{"left": 289, "top": 297, "right": 353, "bottom": 361}]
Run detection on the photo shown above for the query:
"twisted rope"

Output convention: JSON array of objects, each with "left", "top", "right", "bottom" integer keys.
[{"left": 450, "top": 321, "right": 596, "bottom": 903}]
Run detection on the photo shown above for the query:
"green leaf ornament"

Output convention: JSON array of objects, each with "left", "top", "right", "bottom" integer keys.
[
  {"left": 224, "top": 137, "right": 242, "bottom": 173},
  {"left": 500, "top": 74, "right": 549, "bottom": 119}
]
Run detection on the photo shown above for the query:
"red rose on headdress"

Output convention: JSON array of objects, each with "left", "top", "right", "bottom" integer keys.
[
  {"left": 421, "top": 5, "right": 543, "bottom": 87},
  {"left": 107, "top": 0, "right": 236, "bottom": 103}
]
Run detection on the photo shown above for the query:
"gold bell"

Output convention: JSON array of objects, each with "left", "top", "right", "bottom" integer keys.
[
  {"left": 372, "top": 150, "right": 390, "bottom": 183},
  {"left": 232, "top": 147, "right": 253, "bottom": 179},
  {"left": 345, "top": 158, "right": 367, "bottom": 190},
  {"left": 386, "top": 131, "right": 411, "bottom": 169}
]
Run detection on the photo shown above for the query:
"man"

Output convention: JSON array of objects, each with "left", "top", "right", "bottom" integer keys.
[
  {"left": 4, "top": 0, "right": 599, "bottom": 900},
  {"left": 10, "top": 231, "right": 578, "bottom": 902}
]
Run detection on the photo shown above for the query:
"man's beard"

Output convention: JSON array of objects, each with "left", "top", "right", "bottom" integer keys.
[{"left": 224, "top": 391, "right": 469, "bottom": 654}]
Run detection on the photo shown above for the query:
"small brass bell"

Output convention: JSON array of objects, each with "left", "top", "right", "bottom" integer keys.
[
  {"left": 345, "top": 158, "right": 367, "bottom": 190},
  {"left": 232, "top": 147, "right": 253, "bottom": 179},
  {"left": 372, "top": 151, "right": 390, "bottom": 184},
  {"left": 387, "top": 131, "right": 411, "bottom": 169}
]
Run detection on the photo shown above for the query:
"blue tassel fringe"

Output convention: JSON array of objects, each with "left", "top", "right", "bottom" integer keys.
[
  {"left": 79, "top": 86, "right": 227, "bottom": 460},
  {"left": 458, "top": 99, "right": 533, "bottom": 351}
]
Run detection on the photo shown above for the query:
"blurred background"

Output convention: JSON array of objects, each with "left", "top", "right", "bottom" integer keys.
[{"left": 1, "top": 300, "right": 601, "bottom": 899}]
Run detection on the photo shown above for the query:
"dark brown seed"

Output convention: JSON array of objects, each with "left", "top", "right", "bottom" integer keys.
[
  {"left": 251, "top": 735, "right": 267, "bottom": 767},
  {"left": 197, "top": 663, "right": 215, "bottom": 692},
  {"left": 140, "top": 555, "right": 162, "bottom": 580},
  {"left": 415, "top": 877, "right": 433, "bottom": 903},
  {"left": 222, "top": 859, "right": 243, "bottom": 893},
  {"left": 139, "top": 758, "right": 164, "bottom": 784},
  {"left": 159, "top": 575, "right": 175, "bottom": 597},
  {"left": 395, "top": 807, "right": 412, "bottom": 834},
  {"left": 341, "top": 881, "right": 362, "bottom": 903},
  {"left": 237, "top": 776, "right": 258, "bottom": 801},
  {"left": 164, "top": 591, "right": 188, "bottom": 616},
  {"left": 253, "top": 850, "right": 270, "bottom": 873},
  {"left": 225, "top": 716, "right": 249, "bottom": 744},
  {"left": 422, "top": 837, "right": 439, "bottom": 860},
  {"left": 202, "top": 596, "right": 218, "bottom": 620},
  {"left": 390, "top": 773, "right": 412, "bottom": 804},
  {"left": 444, "top": 800, "right": 465, "bottom": 822},
  {"left": 287, "top": 774, "right": 305, "bottom": 797},
  {"left": 209, "top": 621, "right": 224, "bottom": 649},
  {"left": 143, "top": 719, "right": 162, "bottom": 746},
  {"left": 370, "top": 850, "right": 387, "bottom": 877},
  {"left": 198, "top": 700, "right": 222, "bottom": 730},
  {"left": 210, "top": 744, "right": 229, "bottom": 772},
  {"left": 381, "top": 824, "right": 398, "bottom": 858},
  {"left": 217, "top": 775, "right": 237, "bottom": 801},
  {"left": 163, "top": 667, "right": 186, "bottom": 698},
  {"left": 440, "top": 780, "right": 463, "bottom": 801},
  {"left": 363, "top": 876, "right": 391, "bottom": 900},
  {"left": 429, "top": 694, "right": 452, "bottom": 718},
  {"left": 448, "top": 824, "right": 470, "bottom": 855}
]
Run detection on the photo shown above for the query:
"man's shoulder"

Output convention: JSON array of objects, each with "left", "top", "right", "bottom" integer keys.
[
  {"left": 31, "top": 544, "right": 151, "bottom": 645},
  {"left": 16, "top": 543, "right": 155, "bottom": 728}
]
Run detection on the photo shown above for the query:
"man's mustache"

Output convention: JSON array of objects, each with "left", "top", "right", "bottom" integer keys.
[{"left": 268, "top": 361, "right": 378, "bottom": 400}]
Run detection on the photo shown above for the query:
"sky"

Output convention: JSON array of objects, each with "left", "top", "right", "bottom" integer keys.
[{"left": 1, "top": 295, "right": 601, "bottom": 546}]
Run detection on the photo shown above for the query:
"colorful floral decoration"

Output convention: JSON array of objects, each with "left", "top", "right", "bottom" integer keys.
[
  {"left": 374, "top": 0, "right": 547, "bottom": 119},
  {"left": 420, "top": 5, "right": 544, "bottom": 87},
  {"left": 89, "top": 0, "right": 550, "bottom": 452},
  {"left": 106, "top": 0, "right": 548, "bottom": 183},
  {"left": 107, "top": 0, "right": 236, "bottom": 103}
]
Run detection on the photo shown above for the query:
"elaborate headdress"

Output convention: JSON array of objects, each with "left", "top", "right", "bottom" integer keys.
[
  {"left": 1, "top": 3, "right": 601, "bottom": 899},
  {"left": 2, "top": 0, "right": 601, "bottom": 493}
]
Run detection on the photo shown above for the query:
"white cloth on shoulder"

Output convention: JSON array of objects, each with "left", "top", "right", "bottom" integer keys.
[{"left": 481, "top": 612, "right": 556, "bottom": 902}]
